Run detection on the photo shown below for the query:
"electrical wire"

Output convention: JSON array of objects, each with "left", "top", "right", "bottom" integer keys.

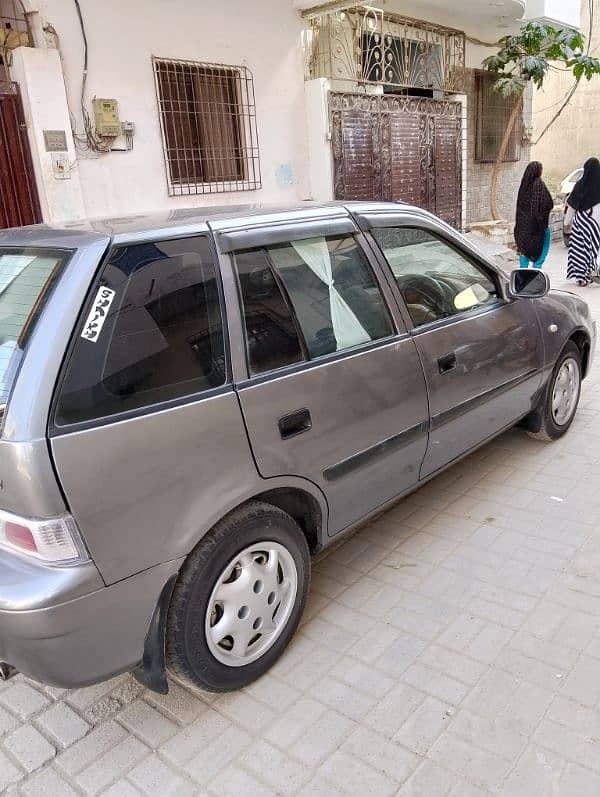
[{"left": 71, "top": 0, "right": 131, "bottom": 155}]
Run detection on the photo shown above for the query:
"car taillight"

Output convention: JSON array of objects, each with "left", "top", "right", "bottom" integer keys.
[{"left": 0, "top": 510, "right": 88, "bottom": 565}]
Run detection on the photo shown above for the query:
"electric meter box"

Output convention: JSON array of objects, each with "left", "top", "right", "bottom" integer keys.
[{"left": 93, "top": 98, "right": 121, "bottom": 137}]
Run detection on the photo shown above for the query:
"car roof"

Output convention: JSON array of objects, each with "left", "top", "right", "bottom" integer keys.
[{"left": 0, "top": 201, "right": 428, "bottom": 248}]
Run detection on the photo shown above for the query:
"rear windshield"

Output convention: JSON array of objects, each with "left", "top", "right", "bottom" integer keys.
[{"left": 0, "top": 248, "right": 70, "bottom": 413}]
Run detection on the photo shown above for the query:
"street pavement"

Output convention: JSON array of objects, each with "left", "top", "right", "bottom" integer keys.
[{"left": 3, "top": 242, "right": 600, "bottom": 796}]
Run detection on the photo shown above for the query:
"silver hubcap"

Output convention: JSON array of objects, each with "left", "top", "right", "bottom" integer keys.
[
  {"left": 205, "top": 542, "right": 298, "bottom": 667},
  {"left": 552, "top": 357, "right": 579, "bottom": 426}
]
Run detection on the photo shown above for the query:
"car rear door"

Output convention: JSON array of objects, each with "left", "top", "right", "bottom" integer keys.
[
  {"left": 213, "top": 210, "right": 430, "bottom": 536},
  {"left": 49, "top": 233, "right": 258, "bottom": 584},
  {"left": 356, "top": 210, "right": 544, "bottom": 477}
]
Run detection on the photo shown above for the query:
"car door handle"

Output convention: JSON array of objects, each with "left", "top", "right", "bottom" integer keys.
[
  {"left": 438, "top": 352, "right": 457, "bottom": 374},
  {"left": 278, "top": 408, "right": 312, "bottom": 440}
]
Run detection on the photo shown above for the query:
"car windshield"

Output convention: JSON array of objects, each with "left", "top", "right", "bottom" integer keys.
[{"left": 0, "top": 248, "right": 70, "bottom": 417}]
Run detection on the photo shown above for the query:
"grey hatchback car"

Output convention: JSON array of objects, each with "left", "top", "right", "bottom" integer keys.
[{"left": 0, "top": 202, "right": 594, "bottom": 694}]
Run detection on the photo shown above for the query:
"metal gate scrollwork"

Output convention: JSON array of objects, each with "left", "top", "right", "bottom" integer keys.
[{"left": 330, "top": 92, "right": 463, "bottom": 229}]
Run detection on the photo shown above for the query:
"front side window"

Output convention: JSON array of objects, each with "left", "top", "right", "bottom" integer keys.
[
  {"left": 233, "top": 233, "right": 394, "bottom": 374},
  {"left": 56, "top": 236, "right": 225, "bottom": 425},
  {"left": 154, "top": 58, "right": 261, "bottom": 196},
  {"left": 372, "top": 227, "right": 497, "bottom": 327}
]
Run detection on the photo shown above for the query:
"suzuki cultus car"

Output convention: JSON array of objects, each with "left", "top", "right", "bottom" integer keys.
[{"left": 0, "top": 202, "right": 594, "bottom": 693}]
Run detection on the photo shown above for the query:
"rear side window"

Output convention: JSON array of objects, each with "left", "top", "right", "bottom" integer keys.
[
  {"left": 234, "top": 249, "right": 304, "bottom": 375},
  {"left": 233, "top": 233, "right": 394, "bottom": 374},
  {"left": 56, "top": 236, "right": 225, "bottom": 426},
  {"left": 0, "top": 248, "right": 69, "bottom": 413}
]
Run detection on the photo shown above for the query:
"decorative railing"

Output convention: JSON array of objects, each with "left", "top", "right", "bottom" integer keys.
[{"left": 302, "top": 4, "right": 465, "bottom": 94}]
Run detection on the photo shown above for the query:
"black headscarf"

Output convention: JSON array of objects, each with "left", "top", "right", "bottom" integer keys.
[
  {"left": 514, "top": 161, "right": 554, "bottom": 262},
  {"left": 567, "top": 157, "right": 600, "bottom": 211}
]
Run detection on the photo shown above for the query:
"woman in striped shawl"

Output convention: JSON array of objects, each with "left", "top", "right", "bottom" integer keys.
[{"left": 566, "top": 157, "right": 600, "bottom": 287}]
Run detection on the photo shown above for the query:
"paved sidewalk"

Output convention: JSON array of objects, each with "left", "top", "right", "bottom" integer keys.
[{"left": 4, "top": 244, "right": 600, "bottom": 796}]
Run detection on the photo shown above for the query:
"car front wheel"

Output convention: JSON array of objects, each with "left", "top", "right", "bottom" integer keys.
[
  {"left": 166, "top": 501, "right": 310, "bottom": 692},
  {"left": 528, "top": 341, "right": 582, "bottom": 441}
]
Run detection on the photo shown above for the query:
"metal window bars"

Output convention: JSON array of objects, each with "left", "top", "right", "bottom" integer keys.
[
  {"left": 474, "top": 71, "right": 521, "bottom": 163},
  {"left": 302, "top": 4, "right": 465, "bottom": 95},
  {"left": 153, "top": 58, "right": 261, "bottom": 196}
]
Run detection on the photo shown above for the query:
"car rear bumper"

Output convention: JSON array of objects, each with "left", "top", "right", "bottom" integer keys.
[{"left": 0, "top": 550, "right": 182, "bottom": 688}]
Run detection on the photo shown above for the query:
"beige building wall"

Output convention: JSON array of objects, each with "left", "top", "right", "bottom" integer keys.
[{"left": 532, "top": 0, "right": 600, "bottom": 186}]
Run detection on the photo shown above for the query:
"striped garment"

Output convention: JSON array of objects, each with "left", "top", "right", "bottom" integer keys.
[{"left": 567, "top": 208, "right": 600, "bottom": 284}]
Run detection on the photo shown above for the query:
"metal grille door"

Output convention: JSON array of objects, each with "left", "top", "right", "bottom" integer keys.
[
  {"left": 0, "top": 82, "right": 41, "bottom": 229},
  {"left": 433, "top": 114, "right": 462, "bottom": 228},
  {"left": 331, "top": 106, "right": 379, "bottom": 200},
  {"left": 331, "top": 93, "right": 462, "bottom": 229}
]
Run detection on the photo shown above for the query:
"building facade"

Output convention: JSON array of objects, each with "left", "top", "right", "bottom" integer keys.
[
  {"left": 0, "top": 0, "right": 582, "bottom": 231},
  {"left": 532, "top": 0, "right": 598, "bottom": 188}
]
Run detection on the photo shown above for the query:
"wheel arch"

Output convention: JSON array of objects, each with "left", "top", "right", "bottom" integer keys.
[
  {"left": 192, "top": 476, "right": 329, "bottom": 557},
  {"left": 521, "top": 335, "right": 585, "bottom": 436},
  {"left": 135, "top": 480, "right": 326, "bottom": 694},
  {"left": 568, "top": 328, "right": 591, "bottom": 378},
  {"left": 247, "top": 486, "right": 324, "bottom": 554}
]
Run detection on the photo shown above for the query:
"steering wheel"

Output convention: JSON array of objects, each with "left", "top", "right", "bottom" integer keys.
[{"left": 399, "top": 274, "right": 449, "bottom": 319}]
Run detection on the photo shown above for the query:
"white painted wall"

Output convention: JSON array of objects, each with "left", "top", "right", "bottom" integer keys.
[
  {"left": 304, "top": 79, "right": 333, "bottom": 202},
  {"left": 27, "top": 0, "right": 312, "bottom": 221},
  {"left": 10, "top": 47, "right": 86, "bottom": 223}
]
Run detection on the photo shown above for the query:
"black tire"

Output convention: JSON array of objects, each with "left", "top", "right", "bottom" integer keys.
[
  {"left": 527, "top": 341, "right": 582, "bottom": 441},
  {"left": 166, "top": 501, "right": 310, "bottom": 692}
]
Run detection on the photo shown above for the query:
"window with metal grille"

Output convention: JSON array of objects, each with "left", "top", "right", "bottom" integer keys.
[
  {"left": 153, "top": 58, "right": 261, "bottom": 195},
  {"left": 474, "top": 71, "right": 521, "bottom": 163}
]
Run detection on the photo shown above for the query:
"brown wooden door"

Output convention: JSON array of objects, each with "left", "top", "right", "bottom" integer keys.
[
  {"left": 331, "top": 97, "right": 380, "bottom": 200},
  {"left": 330, "top": 92, "right": 462, "bottom": 229},
  {"left": 433, "top": 114, "right": 462, "bottom": 229},
  {"left": 0, "top": 83, "right": 42, "bottom": 229},
  {"left": 387, "top": 109, "right": 421, "bottom": 207}
]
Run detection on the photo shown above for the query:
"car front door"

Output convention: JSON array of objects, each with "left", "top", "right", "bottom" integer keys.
[
  {"left": 359, "top": 212, "right": 544, "bottom": 477},
  {"left": 214, "top": 213, "right": 430, "bottom": 535}
]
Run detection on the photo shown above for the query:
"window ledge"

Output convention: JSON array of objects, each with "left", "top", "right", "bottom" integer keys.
[{"left": 168, "top": 180, "right": 262, "bottom": 196}]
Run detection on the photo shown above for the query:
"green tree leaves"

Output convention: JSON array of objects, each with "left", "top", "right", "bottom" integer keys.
[{"left": 483, "top": 21, "right": 600, "bottom": 95}]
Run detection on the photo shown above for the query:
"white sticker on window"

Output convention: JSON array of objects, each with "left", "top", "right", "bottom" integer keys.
[{"left": 80, "top": 286, "right": 115, "bottom": 343}]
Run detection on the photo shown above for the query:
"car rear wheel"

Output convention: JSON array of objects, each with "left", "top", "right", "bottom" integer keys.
[
  {"left": 528, "top": 341, "right": 581, "bottom": 441},
  {"left": 166, "top": 501, "right": 310, "bottom": 692}
]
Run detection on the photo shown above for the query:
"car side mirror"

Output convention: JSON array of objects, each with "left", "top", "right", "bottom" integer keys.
[{"left": 508, "top": 269, "right": 550, "bottom": 299}]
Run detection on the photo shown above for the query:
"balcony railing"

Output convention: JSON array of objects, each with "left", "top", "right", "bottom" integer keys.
[{"left": 302, "top": 4, "right": 466, "bottom": 94}]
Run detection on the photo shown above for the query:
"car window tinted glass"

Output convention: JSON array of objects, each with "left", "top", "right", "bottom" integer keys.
[
  {"left": 0, "top": 248, "right": 68, "bottom": 414},
  {"left": 233, "top": 249, "right": 304, "bottom": 376},
  {"left": 372, "top": 227, "right": 497, "bottom": 327},
  {"left": 56, "top": 236, "right": 225, "bottom": 425},
  {"left": 266, "top": 234, "right": 394, "bottom": 359}
]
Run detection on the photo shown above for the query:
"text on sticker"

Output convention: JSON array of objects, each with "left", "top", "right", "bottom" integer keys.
[{"left": 81, "top": 286, "right": 116, "bottom": 343}]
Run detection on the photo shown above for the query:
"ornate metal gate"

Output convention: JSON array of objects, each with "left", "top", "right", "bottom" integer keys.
[
  {"left": 0, "top": 81, "right": 41, "bottom": 229},
  {"left": 331, "top": 92, "right": 462, "bottom": 229}
]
